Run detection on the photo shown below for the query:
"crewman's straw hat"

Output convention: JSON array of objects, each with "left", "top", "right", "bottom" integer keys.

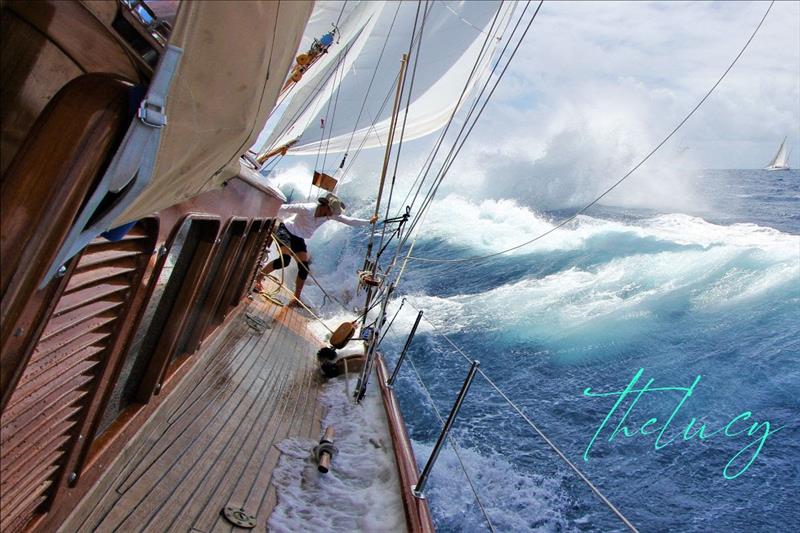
[{"left": 318, "top": 193, "right": 345, "bottom": 216}]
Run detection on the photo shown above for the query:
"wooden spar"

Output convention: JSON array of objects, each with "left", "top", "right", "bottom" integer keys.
[
  {"left": 360, "top": 53, "right": 409, "bottom": 325},
  {"left": 316, "top": 426, "right": 336, "bottom": 473},
  {"left": 255, "top": 138, "right": 298, "bottom": 165}
]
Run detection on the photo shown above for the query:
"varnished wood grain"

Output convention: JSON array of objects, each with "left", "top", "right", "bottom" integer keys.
[{"left": 62, "top": 297, "right": 324, "bottom": 532}]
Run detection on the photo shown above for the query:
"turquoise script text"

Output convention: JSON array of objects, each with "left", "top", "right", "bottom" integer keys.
[{"left": 581, "top": 368, "right": 783, "bottom": 479}]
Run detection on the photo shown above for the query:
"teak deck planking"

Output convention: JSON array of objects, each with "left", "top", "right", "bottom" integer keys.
[{"left": 62, "top": 295, "right": 324, "bottom": 532}]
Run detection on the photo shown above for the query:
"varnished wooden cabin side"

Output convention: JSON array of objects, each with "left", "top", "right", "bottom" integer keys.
[{"left": 0, "top": 1, "right": 310, "bottom": 530}]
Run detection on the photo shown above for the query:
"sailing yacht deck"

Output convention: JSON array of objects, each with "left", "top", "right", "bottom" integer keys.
[{"left": 62, "top": 296, "right": 324, "bottom": 532}]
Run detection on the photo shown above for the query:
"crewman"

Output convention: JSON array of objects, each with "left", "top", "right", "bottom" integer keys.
[{"left": 254, "top": 193, "right": 377, "bottom": 304}]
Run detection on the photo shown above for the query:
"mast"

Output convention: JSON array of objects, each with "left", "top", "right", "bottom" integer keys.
[{"left": 360, "top": 53, "right": 408, "bottom": 326}]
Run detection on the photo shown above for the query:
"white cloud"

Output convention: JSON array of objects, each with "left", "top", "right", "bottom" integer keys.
[{"left": 268, "top": 1, "right": 799, "bottom": 212}]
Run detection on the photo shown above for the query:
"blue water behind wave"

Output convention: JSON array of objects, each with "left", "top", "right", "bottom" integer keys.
[{"left": 373, "top": 170, "right": 800, "bottom": 532}]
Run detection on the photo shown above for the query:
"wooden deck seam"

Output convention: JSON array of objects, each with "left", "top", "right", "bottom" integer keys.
[
  {"left": 70, "top": 298, "right": 325, "bottom": 533},
  {"left": 110, "top": 319, "right": 259, "bottom": 496},
  {"left": 158, "top": 314, "right": 303, "bottom": 531},
  {"left": 115, "top": 319, "right": 283, "bottom": 531},
  {"left": 185, "top": 307, "right": 306, "bottom": 528}
]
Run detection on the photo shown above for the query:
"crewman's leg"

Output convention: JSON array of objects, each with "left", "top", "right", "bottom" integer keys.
[
  {"left": 293, "top": 251, "right": 311, "bottom": 300},
  {"left": 255, "top": 244, "right": 292, "bottom": 291}
]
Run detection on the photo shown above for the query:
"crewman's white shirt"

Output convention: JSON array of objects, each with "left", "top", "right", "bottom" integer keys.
[{"left": 278, "top": 202, "right": 370, "bottom": 239}]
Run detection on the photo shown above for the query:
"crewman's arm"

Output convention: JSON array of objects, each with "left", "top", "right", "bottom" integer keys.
[{"left": 333, "top": 213, "right": 378, "bottom": 227}]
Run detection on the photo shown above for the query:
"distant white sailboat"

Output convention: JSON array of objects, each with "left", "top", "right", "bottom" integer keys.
[{"left": 765, "top": 137, "right": 791, "bottom": 171}]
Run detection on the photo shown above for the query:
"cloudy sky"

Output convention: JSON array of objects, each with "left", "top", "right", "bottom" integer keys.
[{"left": 266, "top": 1, "right": 799, "bottom": 211}]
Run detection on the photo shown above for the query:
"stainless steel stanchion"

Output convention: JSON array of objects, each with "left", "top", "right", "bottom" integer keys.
[{"left": 412, "top": 359, "right": 479, "bottom": 498}]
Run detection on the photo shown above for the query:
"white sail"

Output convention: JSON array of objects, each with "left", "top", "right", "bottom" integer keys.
[
  {"left": 261, "top": 1, "right": 512, "bottom": 160},
  {"left": 254, "top": 1, "right": 386, "bottom": 153},
  {"left": 766, "top": 137, "right": 790, "bottom": 170}
]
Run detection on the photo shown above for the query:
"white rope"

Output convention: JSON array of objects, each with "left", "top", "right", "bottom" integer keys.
[{"left": 403, "top": 300, "right": 639, "bottom": 532}]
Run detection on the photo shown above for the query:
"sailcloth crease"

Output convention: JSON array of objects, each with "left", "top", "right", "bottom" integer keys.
[
  {"left": 255, "top": 1, "right": 386, "bottom": 153},
  {"left": 262, "top": 0, "right": 512, "bottom": 159}
]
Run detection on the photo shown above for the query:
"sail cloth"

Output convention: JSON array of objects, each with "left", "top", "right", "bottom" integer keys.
[
  {"left": 113, "top": 1, "right": 312, "bottom": 226},
  {"left": 766, "top": 138, "right": 789, "bottom": 169},
  {"left": 259, "top": 0, "right": 513, "bottom": 158},
  {"left": 255, "top": 1, "right": 386, "bottom": 154}
]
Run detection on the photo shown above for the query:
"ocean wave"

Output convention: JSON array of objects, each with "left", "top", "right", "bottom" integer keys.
[{"left": 411, "top": 440, "right": 573, "bottom": 532}]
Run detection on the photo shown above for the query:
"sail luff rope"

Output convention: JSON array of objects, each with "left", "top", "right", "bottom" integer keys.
[
  {"left": 265, "top": 1, "right": 281, "bottom": 81},
  {"left": 408, "top": 0, "right": 775, "bottom": 264},
  {"left": 401, "top": 300, "right": 639, "bottom": 532},
  {"left": 402, "top": 353, "right": 497, "bottom": 533}
]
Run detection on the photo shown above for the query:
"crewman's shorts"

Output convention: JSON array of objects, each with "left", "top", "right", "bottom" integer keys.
[{"left": 275, "top": 223, "right": 307, "bottom": 253}]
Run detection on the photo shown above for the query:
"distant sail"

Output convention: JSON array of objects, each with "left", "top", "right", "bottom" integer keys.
[
  {"left": 260, "top": 1, "right": 513, "bottom": 158},
  {"left": 765, "top": 137, "right": 790, "bottom": 171}
]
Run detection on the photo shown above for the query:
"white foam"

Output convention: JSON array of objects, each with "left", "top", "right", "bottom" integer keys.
[
  {"left": 418, "top": 195, "right": 800, "bottom": 259},
  {"left": 268, "top": 374, "right": 406, "bottom": 532},
  {"left": 411, "top": 440, "right": 574, "bottom": 532}
]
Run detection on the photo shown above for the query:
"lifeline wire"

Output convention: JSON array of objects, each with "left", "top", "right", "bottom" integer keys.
[
  {"left": 408, "top": 1, "right": 775, "bottom": 264},
  {"left": 402, "top": 300, "right": 640, "bottom": 532},
  {"left": 403, "top": 354, "right": 497, "bottom": 533}
]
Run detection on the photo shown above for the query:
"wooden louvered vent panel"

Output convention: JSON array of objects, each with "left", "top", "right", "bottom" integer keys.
[{"left": 0, "top": 226, "right": 153, "bottom": 532}]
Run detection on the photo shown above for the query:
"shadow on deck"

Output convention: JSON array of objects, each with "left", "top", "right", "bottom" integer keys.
[{"left": 62, "top": 296, "right": 324, "bottom": 532}]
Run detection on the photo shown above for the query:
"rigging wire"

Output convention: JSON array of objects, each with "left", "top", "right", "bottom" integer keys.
[
  {"left": 321, "top": 41, "right": 348, "bottom": 172},
  {"left": 407, "top": 0, "right": 776, "bottom": 264},
  {"left": 377, "top": 0, "right": 514, "bottom": 286},
  {"left": 401, "top": 1, "right": 541, "bottom": 247},
  {"left": 385, "top": 0, "right": 539, "bottom": 292},
  {"left": 402, "top": 353, "right": 497, "bottom": 533},
  {"left": 341, "top": 2, "right": 404, "bottom": 159},
  {"left": 334, "top": 0, "right": 348, "bottom": 29},
  {"left": 400, "top": 2, "right": 512, "bottom": 225},
  {"left": 377, "top": 0, "right": 429, "bottom": 258},
  {"left": 270, "top": 231, "right": 351, "bottom": 312},
  {"left": 264, "top": 36, "right": 356, "bottom": 158},
  {"left": 401, "top": 300, "right": 639, "bottom": 532}
]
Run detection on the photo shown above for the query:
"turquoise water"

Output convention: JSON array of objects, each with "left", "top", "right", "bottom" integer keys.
[{"left": 367, "top": 169, "right": 800, "bottom": 532}]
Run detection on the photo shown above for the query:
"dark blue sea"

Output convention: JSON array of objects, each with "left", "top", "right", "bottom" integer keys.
[{"left": 310, "top": 169, "right": 799, "bottom": 532}]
